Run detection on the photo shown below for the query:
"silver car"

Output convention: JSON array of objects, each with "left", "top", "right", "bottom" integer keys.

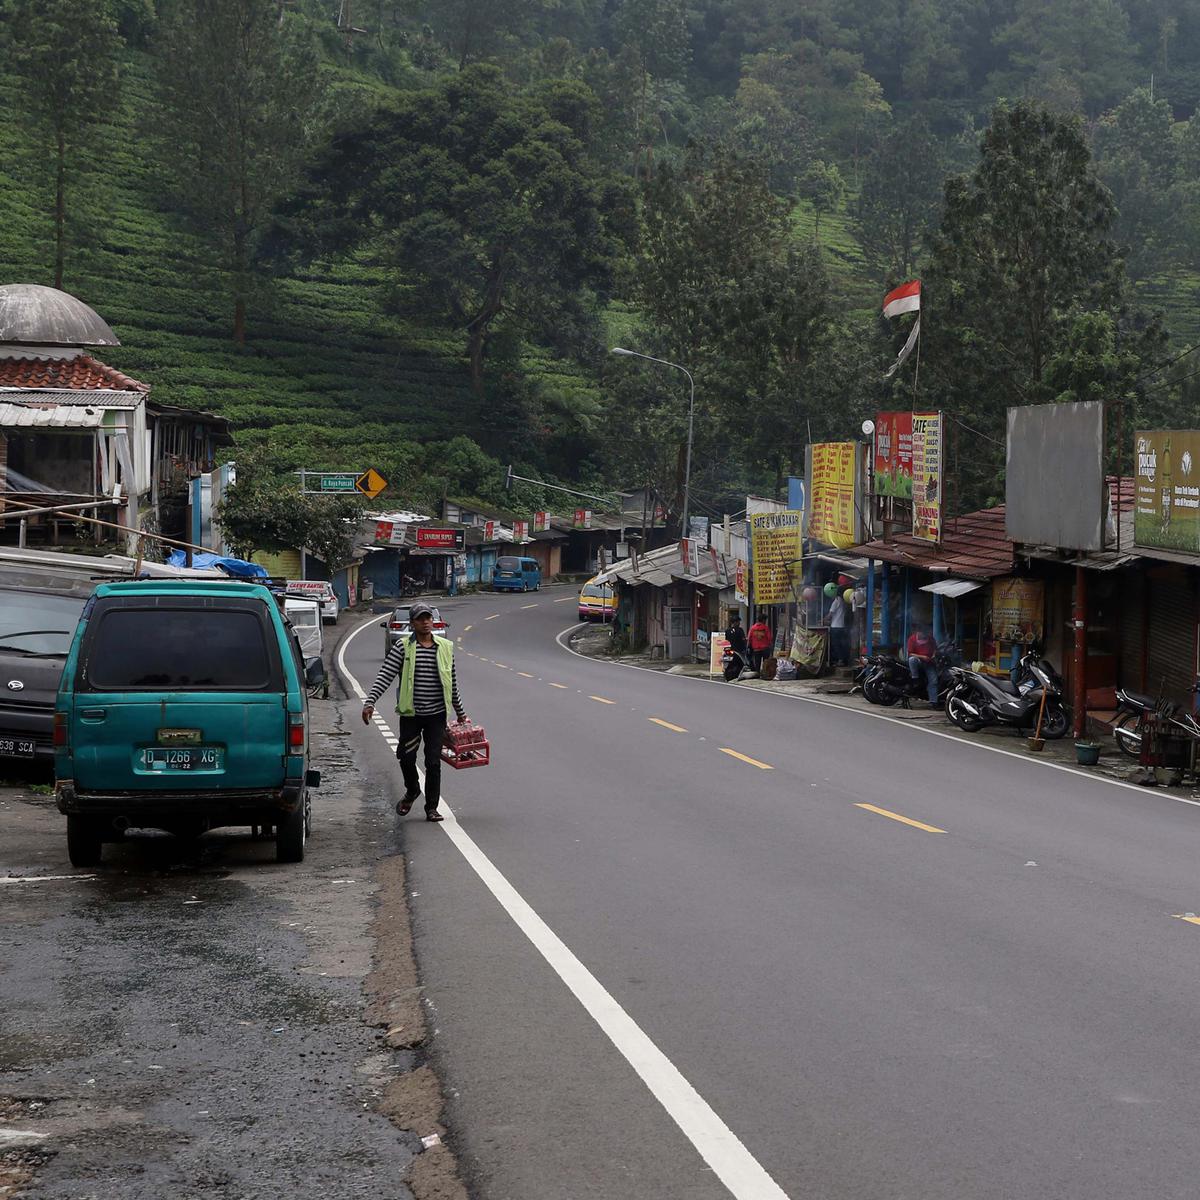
[{"left": 380, "top": 605, "right": 447, "bottom": 654}]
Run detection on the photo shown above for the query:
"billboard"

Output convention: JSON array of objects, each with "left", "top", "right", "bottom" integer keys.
[
  {"left": 990, "top": 578, "right": 1045, "bottom": 644},
  {"left": 532, "top": 511, "right": 550, "bottom": 532},
  {"left": 874, "top": 411, "right": 913, "bottom": 498},
  {"left": 808, "top": 442, "right": 858, "bottom": 548},
  {"left": 415, "top": 527, "right": 465, "bottom": 550},
  {"left": 1134, "top": 430, "right": 1200, "bottom": 554},
  {"left": 750, "top": 510, "right": 804, "bottom": 605},
  {"left": 911, "top": 412, "right": 943, "bottom": 543},
  {"left": 512, "top": 519, "right": 529, "bottom": 541},
  {"left": 574, "top": 508, "right": 592, "bottom": 529},
  {"left": 1006, "top": 401, "right": 1104, "bottom": 551}
]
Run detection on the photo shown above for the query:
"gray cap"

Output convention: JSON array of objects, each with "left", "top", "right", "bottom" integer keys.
[{"left": 409, "top": 601, "right": 434, "bottom": 619}]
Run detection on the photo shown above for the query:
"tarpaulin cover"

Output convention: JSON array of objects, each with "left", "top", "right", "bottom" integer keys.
[{"left": 165, "top": 550, "right": 268, "bottom": 577}]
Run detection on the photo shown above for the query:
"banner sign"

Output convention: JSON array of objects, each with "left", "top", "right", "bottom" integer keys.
[
  {"left": 911, "top": 412, "right": 943, "bottom": 543},
  {"left": 483, "top": 520, "right": 495, "bottom": 541},
  {"left": 574, "top": 508, "right": 592, "bottom": 529},
  {"left": 1134, "top": 430, "right": 1200, "bottom": 554},
  {"left": 532, "top": 511, "right": 550, "bottom": 533},
  {"left": 990, "top": 577, "right": 1044, "bottom": 644},
  {"left": 373, "top": 520, "right": 407, "bottom": 546},
  {"left": 708, "top": 548, "right": 730, "bottom": 586},
  {"left": 680, "top": 538, "right": 701, "bottom": 576},
  {"left": 808, "top": 442, "right": 857, "bottom": 547},
  {"left": 709, "top": 634, "right": 730, "bottom": 677},
  {"left": 415, "top": 527, "right": 465, "bottom": 550},
  {"left": 874, "top": 411, "right": 913, "bottom": 498},
  {"left": 750, "top": 510, "right": 804, "bottom": 605},
  {"left": 512, "top": 520, "right": 529, "bottom": 541},
  {"left": 734, "top": 558, "right": 749, "bottom": 605}
]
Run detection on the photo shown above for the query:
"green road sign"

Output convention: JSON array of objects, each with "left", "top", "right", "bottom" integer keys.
[{"left": 318, "top": 474, "right": 356, "bottom": 492}]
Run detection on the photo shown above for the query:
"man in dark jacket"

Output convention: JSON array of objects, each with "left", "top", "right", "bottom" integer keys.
[{"left": 723, "top": 615, "right": 748, "bottom": 682}]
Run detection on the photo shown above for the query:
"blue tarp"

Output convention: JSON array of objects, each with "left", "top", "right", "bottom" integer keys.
[{"left": 165, "top": 550, "right": 269, "bottom": 577}]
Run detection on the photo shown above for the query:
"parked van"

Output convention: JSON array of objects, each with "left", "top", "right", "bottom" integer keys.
[
  {"left": 284, "top": 597, "right": 323, "bottom": 661},
  {"left": 493, "top": 556, "right": 542, "bottom": 592},
  {"left": 55, "top": 580, "right": 320, "bottom": 866},
  {"left": 286, "top": 579, "right": 339, "bottom": 623}
]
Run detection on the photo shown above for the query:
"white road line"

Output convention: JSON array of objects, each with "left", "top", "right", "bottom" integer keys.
[
  {"left": 338, "top": 618, "right": 788, "bottom": 1200},
  {"left": 0, "top": 874, "right": 96, "bottom": 884},
  {"left": 0, "top": 1128, "right": 48, "bottom": 1145},
  {"left": 552, "top": 624, "right": 1200, "bottom": 812}
]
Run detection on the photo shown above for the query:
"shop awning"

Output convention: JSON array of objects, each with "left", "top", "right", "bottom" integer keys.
[{"left": 919, "top": 579, "right": 983, "bottom": 597}]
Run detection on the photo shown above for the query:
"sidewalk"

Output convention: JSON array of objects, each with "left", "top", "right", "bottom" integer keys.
[{"left": 568, "top": 625, "right": 1200, "bottom": 798}]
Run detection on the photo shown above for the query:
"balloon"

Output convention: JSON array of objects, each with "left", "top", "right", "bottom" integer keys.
[
  {"left": 843, "top": 588, "right": 855, "bottom": 604},
  {"left": 837, "top": 574, "right": 852, "bottom": 587},
  {"left": 801, "top": 585, "right": 817, "bottom": 601},
  {"left": 823, "top": 582, "right": 838, "bottom": 597}
]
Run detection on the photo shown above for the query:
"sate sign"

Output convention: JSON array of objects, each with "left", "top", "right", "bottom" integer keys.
[
  {"left": 874, "top": 411, "right": 913, "bottom": 498},
  {"left": 1134, "top": 430, "right": 1200, "bottom": 555},
  {"left": 750, "top": 511, "right": 804, "bottom": 605},
  {"left": 911, "top": 412, "right": 943, "bottom": 543},
  {"left": 808, "top": 442, "right": 857, "bottom": 548},
  {"left": 415, "top": 527, "right": 465, "bottom": 550}
]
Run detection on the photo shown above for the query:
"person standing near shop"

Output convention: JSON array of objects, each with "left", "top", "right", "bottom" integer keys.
[
  {"left": 362, "top": 601, "right": 466, "bottom": 822},
  {"left": 723, "top": 614, "right": 748, "bottom": 682},
  {"left": 747, "top": 617, "right": 773, "bottom": 672},
  {"left": 828, "top": 590, "right": 849, "bottom": 666}
]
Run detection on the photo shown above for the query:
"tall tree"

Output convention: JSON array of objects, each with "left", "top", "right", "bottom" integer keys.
[
  {"left": 923, "top": 101, "right": 1142, "bottom": 502},
  {"left": 154, "top": 0, "right": 328, "bottom": 344},
  {"left": 854, "top": 117, "right": 945, "bottom": 281},
  {"left": 2, "top": 0, "right": 122, "bottom": 289},
  {"left": 282, "top": 65, "right": 634, "bottom": 396}
]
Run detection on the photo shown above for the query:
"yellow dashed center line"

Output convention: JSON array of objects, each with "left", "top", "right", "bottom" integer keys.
[
  {"left": 495, "top": 663, "right": 510, "bottom": 669},
  {"left": 464, "top": 624, "right": 473, "bottom": 632},
  {"left": 517, "top": 671, "right": 534, "bottom": 678},
  {"left": 590, "top": 695, "right": 616, "bottom": 705},
  {"left": 719, "top": 748, "right": 773, "bottom": 770},
  {"left": 553, "top": 597, "right": 572, "bottom": 603},
  {"left": 649, "top": 717, "right": 688, "bottom": 733},
  {"left": 1174, "top": 915, "right": 1200, "bottom": 927},
  {"left": 855, "top": 803, "right": 945, "bottom": 833},
  {"left": 548, "top": 682, "right": 568, "bottom": 689}
]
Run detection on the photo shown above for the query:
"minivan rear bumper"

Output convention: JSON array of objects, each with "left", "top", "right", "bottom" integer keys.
[{"left": 56, "top": 781, "right": 303, "bottom": 820}]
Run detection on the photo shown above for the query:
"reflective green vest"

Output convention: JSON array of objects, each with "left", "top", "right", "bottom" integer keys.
[{"left": 396, "top": 634, "right": 455, "bottom": 716}]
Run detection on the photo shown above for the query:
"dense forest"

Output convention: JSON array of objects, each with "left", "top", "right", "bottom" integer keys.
[{"left": 2, "top": 0, "right": 1200, "bottom": 522}]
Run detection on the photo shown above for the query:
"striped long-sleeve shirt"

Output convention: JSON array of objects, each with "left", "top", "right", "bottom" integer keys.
[{"left": 366, "top": 637, "right": 464, "bottom": 717}]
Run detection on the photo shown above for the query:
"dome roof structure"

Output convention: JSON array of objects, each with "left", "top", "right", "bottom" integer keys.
[{"left": 0, "top": 283, "right": 120, "bottom": 347}]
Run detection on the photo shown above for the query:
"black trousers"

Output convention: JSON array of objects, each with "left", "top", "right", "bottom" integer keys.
[{"left": 397, "top": 712, "right": 447, "bottom": 811}]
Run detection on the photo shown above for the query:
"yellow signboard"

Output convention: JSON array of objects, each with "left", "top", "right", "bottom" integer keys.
[
  {"left": 750, "top": 511, "right": 804, "bottom": 606},
  {"left": 355, "top": 468, "right": 388, "bottom": 500},
  {"left": 911, "top": 413, "right": 943, "bottom": 543},
  {"left": 990, "top": 577, "right": 1044, "bottom": 644},
  {"left": 808, "top": 442, "right": 857, "bottom": 548}
]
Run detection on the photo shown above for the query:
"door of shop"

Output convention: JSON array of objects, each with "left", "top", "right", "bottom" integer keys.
[{"left": 666, "top": 607, "right": 692, "bottom": 660}]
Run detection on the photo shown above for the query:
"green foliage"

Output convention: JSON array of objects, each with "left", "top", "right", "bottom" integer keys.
[
  {"left": 2, "top": 0, "right": 123, "bottom": 287},
  {"left": 797, "top": 159, "right": 846, "bottom": 241},
  {"left": 155, "top": 0, "right": 332, "bottom": 344}
]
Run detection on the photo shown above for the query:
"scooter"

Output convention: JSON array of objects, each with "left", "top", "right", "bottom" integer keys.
[
  {"left": 861, "top": 642, "right": 959, "bottom": 708},
  {"left": 944, "top": 652, "right": 1070, "bottom": 738},
  {"left": 1112, "top": 685, "right": 1161, "bottom": 759}
]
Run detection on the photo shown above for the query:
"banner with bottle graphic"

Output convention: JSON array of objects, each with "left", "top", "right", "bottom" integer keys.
[
  {"left": 911, "top": 412, "right": 943, "bottom": 543},
  {"left": 874, "top": 411, "right": 913, "bottom": 498},
  {"left": 1134, "top": 430, "right": 1200, "bottom": 554}
]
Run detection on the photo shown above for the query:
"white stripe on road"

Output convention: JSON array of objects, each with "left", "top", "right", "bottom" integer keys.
[
  {"left": 0, "top": 874, "right": 96, "bottom": 884},
  {"left": 336, "top": 614, "right": 788, "bottom": 1200}
]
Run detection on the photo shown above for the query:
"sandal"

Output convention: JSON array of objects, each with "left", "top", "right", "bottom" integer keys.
[
  {"left": 425, "top": 810, "right": 445, "bottom": 822},
  {"left": 396, "top": 788, "right": 421, "bottom": 816}
]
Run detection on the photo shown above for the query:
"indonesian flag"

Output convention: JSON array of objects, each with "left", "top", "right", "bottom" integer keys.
[{"left": 882, "top": 280, "right": 921, "bottom": 319}]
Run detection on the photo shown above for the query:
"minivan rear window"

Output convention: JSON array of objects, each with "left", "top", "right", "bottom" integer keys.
[
  {"left": 86, "top": 609, "right": 275, "bottom": 689},
  {"left": 496, "top": 557, "right": 520, "bottom": 571}
]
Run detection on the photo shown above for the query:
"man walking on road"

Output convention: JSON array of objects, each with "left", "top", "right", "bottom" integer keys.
[{"left": 362, "top": 601, "right": 466, "bottom": 822}]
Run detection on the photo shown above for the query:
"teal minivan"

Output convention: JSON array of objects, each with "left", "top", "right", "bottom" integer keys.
[
  {"left": 54, "top": 580, "right": 320, "bottom": 866},
  {"left": 492, "top": 555, "right": 541, "bottom": 592}
]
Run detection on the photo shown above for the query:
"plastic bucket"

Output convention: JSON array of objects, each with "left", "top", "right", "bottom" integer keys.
[{"left": 1075, "top": 742, "right": 1101, "bottom": 766}]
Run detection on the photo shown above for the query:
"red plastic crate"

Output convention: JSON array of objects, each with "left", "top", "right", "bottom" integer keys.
[{"left": 441, "top": 720, "right": 490, "bottom": 770}]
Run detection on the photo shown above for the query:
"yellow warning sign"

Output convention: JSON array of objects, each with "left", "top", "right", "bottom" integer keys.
[{"left": 355, "top": 468, "right": 388, "bottom": 500}]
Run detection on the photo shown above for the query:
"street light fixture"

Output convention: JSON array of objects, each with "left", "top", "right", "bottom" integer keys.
[{"left": 610, "top": 347, "right": 696, "bottom": 537}]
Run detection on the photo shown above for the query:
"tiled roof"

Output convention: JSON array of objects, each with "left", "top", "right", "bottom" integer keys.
[
  {"left": 0, "top": 355, "right": 148, "bottom": 393},
  {"left": 855, "top": 506, "right": 1015, "bottom": 580}
]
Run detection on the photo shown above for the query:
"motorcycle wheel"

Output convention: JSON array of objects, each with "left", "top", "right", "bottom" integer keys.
[
  {"left": 1040, "top": 704, "right": 1070, "bottom": 740},
  {"left": 1112, "top": 712, "right": 1145, "bottom": 759},
  {"left": 863, "top": 678, "right": 898, "bottom": 707},
  {"left": 946, "top": 693, "right": 983, "bottom": 732}
]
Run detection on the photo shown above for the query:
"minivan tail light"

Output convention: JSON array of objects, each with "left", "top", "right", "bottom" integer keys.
[
  {"left": 53, "top": 712, "right": 68, "bottom": 749},
  {"left": 288, "top": 715, "right": 305, "bottom": 750}
]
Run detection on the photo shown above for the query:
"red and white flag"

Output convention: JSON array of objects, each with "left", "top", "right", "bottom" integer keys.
[{"left": 882, "top": 280, "right": 921, "bottom": 319}]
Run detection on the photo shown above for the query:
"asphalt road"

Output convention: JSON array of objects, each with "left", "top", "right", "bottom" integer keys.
[{"left": 343, "top": 583, "right": 1200, "bottom": 1200}]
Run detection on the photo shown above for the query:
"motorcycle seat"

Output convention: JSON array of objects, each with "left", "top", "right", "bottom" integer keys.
[
  {"left": 992, "top": 678, "right": 1024, "bottom": 696},
  {"left": 1119, "top": 689, "right": 1156, "bottom": 711}
]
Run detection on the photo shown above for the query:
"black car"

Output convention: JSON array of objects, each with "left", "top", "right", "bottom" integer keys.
[{"left": 0, "top": 581, "right": 90, "bottom": 763}]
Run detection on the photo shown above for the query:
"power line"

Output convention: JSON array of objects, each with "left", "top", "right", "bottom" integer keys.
[{"left": 1136, "top": 339, "right": 1200, "bottom": 386}]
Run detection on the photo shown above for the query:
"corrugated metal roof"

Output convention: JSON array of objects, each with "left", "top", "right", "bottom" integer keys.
[
  {"left": 856, "top": 506, "right": 1015, "bottom": 580},
  {"left": 0, "top": 402, "right": 106, "bottom": 428},
  {"left": 0, "top": 389, "right": 142, "bottom": 407}
]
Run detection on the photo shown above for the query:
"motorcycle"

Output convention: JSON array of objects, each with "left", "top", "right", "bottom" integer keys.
[
  {"left": 944, "top": 651, "right": 1070, "bottom": 738},
  {"left": 861, "top": 641, "right": 959, "bottom": 708},
  {"left": 1112, "top": 685, "right": 1161, "bottom": 759}
]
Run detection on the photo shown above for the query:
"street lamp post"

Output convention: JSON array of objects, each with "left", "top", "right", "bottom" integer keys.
[{"left": 611, "top": 347, "right": 695, "bottom": 537}]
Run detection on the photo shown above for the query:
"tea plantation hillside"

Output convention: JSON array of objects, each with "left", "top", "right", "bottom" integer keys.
[{"left": 0, "top": 56, "right": 597, "bottom": 487}]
